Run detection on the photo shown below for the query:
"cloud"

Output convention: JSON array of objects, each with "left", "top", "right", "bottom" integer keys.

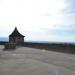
[
  {"left": 0, "top": 0, "right": 75, "bottom": 42},
  {"left": 63, "top": 0, "right": 75, "bottom": 14},
  {"left": 39, "top": 24, "right": 75, "bottom": 39},
  {"left": 25, "top": 30, "right": 75, "bottom": 42}
]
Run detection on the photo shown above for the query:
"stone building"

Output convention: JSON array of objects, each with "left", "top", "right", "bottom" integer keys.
[{"left": 9, "top": 27, "right": 25, "bottom": 45}]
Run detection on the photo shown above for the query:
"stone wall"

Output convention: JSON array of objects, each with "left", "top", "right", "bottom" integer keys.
[
  {"left": 4, "top": 43, "right": 16, "bottom": 50},
  {"left": 23, "top": 42, "right": 75, "bottom": 54},
  {"left": 9, "top": 37, "right": 24, "bottom": 45},
  {"left": 0, "top": 41, "right": 75, "bottom": 54}
]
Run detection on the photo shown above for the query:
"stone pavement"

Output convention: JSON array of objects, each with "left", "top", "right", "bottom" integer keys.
[{"left": 0, "top": 45, "right": 75, "bottom": 75}]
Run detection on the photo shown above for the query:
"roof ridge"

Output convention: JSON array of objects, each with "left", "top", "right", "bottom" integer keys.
[{"left": 9, "top": 27, "right": 25, "bottom": 37}]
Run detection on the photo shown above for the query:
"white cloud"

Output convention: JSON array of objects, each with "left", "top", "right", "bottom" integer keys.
[{"left": 0, "top": 0, "right": 75, "bottom": 42}]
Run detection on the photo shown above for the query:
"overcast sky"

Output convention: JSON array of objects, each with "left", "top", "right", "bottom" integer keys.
[{"left": 0, "top": 0, "right": 75, "bottom": 42}]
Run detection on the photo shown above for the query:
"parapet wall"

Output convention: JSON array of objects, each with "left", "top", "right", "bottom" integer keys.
[
  {"left": 0, "top": 41, "right": 75, "bottom": 54},
  {"left": 23, "top": 42, "right": 75, "bottom": 54}
]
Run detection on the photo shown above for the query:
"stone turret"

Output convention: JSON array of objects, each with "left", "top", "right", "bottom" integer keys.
[{"left": 9, "top": 27, "right": 25, "bottom": 45}]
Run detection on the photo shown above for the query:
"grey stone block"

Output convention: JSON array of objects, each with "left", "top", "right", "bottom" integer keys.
[{"left": 4, "top": 43, "right": 16, "bottom": 50}]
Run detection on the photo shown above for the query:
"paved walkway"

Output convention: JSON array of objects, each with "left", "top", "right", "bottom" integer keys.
[{"left": 0, "top": 46, "right": 75, "bottom": 75}]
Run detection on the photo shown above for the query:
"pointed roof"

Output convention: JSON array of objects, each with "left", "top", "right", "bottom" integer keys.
[{"left": 9, "top": 27, "right": 25, "bottom": 37}]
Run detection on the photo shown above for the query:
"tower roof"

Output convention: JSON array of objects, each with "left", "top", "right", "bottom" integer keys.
[{"left": 9, "top": 27, "right": 25, "bottom": 37}]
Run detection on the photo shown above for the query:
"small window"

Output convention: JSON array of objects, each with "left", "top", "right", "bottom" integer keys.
[{"left": 18, "top": 37, "right": 20, "bottom": 39}]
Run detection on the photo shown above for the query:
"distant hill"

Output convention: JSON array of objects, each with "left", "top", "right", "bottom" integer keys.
[
  {"left": 0, "top": 37, "right": 75, "bottom": 45},
  {"left": 0, "top": 37, "right": 9, "bottom": 42}
]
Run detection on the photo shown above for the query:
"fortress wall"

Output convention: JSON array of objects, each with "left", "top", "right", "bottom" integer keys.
[
  {"left": 23, "top": 42, "right": 75, "bottom": 54},
  {"left": 0, "top": 41, "right": 75, "bottom": 54}
]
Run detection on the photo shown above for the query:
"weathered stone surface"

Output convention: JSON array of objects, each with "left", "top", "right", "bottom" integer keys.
[
  {"left": 4, "top": 43, "right": 16, "bottom": 50},
  {"left": 0, "top": 46, "right": 75, "bottom": 75}
]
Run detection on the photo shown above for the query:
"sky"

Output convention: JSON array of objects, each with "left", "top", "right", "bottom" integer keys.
[{"left": 0, "top": 0, "right": 75, "bottom": 43}]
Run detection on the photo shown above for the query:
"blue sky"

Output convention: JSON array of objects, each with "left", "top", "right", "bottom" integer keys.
[{"left": 0, "top": 0, "right": 75, "bottom": 42}]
